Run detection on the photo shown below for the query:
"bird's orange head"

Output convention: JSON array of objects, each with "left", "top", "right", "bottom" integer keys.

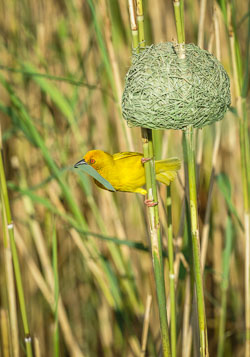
[{"left": 74, "top": 150, "right": 113, "bottom": 171}]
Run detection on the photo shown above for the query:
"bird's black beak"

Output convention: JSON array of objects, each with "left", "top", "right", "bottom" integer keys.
[{"left": 74, "top": 159, "right": 88, "bottom": 168}]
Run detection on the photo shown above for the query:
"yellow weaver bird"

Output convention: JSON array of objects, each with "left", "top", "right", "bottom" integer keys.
[{"left": 74, "top": 150, "right": 181, "bottom": 197}]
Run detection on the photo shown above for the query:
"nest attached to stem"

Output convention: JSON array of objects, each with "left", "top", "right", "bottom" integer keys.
[{"left": 122, "top": 42, "right": 231, "bottom": 130}]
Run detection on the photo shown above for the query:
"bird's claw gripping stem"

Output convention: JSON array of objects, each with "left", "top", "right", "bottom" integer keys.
[
  {"left": 141, "top": 157, "right": 152, "bottom": 164},
  {"left": 144, "top": 199, "right": 158, "bottom": 207}
]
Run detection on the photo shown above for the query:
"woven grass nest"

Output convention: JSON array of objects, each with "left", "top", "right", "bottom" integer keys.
[{"left": 122, "top": 42, "right": 231, "bottom": 130}]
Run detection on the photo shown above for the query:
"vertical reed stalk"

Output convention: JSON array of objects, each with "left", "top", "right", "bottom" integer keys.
[
  {"left": 196, "top": 0, "right": 208, "bottom": 181},
  {"left": 197, "top": 0, "right": 207, "bottom": 49},
  {"left": 0, "top": 138, "right": 33, "bottom": 357},
  {"left": 127, "top": 2, "right": 171, "bottom": 355},
  {"left": 128, "top": 0, "right": 139, "bottom": 50},
  {"left": 141, "top": 128, "right": 171, "bottom": 357},
  {"left": 201, "top": 2, "right": 222, "bottom": 272},
  {"left": 34, "top": 337, "right": 41, "bottom": 357},
  {"left": 227, "top": 4, "right": 250, "bottom": 355},
  {"left": 166, "top": 186, "right": 176, "bottom": 357},
  {"left": 182, "top": 275, "right": 192, "bottom": 357},
  {"left": 0, "top": 309, "right": 11, "bottom": 357},
  {"left": 136, "top": 0, "right": 145, "bottom": 49},
  {"left": 2, "top": 205, "right": 19, "bottom": 357},
  {"left": 217, "top": 217, "right": 233, "bottom": 357},
  {"left": 183, "top": 127, "right": 209, "bottom": 357},
  {"left": 52, "top": 226, "right": 60, "bottom": 357},
  {"left": 173, "top": 1, "right": 208, "bottom": 355},
  {"left": 140, "top": 294, "right": 152, "bottom": 357},
  {"left": 138, "top": 1, "right": 171, "bottom": 354},
  {"left": 173, "top": 0, "right": 185, "bottom": 43}
]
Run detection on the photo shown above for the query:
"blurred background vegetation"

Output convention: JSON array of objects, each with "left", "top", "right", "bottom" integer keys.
[{"left": 0, "top": 0, "right": 249, "bottom": 356}]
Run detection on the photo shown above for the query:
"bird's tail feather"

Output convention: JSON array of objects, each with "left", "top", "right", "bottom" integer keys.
[{"left": 155, "top": 158, "right": 181, "bottom": 185}]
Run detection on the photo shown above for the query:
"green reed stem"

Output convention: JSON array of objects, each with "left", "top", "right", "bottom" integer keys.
[
  {"left": 0, "top": 147, "right": 33, "bottom": 357},
  {"left": 1, "top": 195, "right": 20, "bottom": 357},
  {"left": 166, "top": 186, "right": 176, "bottom": 357},
  {"left": 239, "top": 99, "right": 250, "bottom": 357},
  {"left": 228, "top": 6, "right": 250, "bottom": 354},
  {"left": 132, "top": 1, "right": 171, "bottom": 354},
  {"left": 173, "top": 1, "right": 208, "bottom": 355},
  {"left": 217, "top": 216, "right": 233, "bottom": 357},
  {"left": 52, "top": 225, "right": 60, "bottom": 357},
  {"left": 136, "top": 0, "right": 146, "bottom": 50},
  {"left": 128, "top": 0, "right": 139, "bottom": 52},
  {"left": 173, "top": 0, "right": 185, "bottom": 43},
  {"left": 183, "top": 127, "right": 208, "bottom": 357},
  {"left": 141, "top": 128, "right": 171, "bottom": 357}
]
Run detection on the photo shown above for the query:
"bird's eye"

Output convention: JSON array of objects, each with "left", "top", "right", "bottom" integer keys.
[{"left": 90, "top": 158, "right": 96, "bottom": 164}]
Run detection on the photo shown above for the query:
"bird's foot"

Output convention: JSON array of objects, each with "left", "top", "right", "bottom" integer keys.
[
  {"left": 141, "top": 157, "right": 152, "bottom": 164},
  {"left": 144, "top": 199, "right": 158, "bottom": 207}
]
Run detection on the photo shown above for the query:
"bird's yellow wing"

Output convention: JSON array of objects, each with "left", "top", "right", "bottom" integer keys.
[
  {"left": 110, "top": 152, "right": 146, "bottom": 193},
  {"left": 112, "top": 152, "right": 143, "bottom": 161}
]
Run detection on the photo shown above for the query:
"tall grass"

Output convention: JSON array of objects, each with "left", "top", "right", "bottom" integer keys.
[{"left": 0, "top": 0, "right": 249, "bottom": 356}]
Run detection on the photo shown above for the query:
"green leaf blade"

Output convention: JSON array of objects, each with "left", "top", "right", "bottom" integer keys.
[{"left": 74, "top": 165, "right": 116, "bottom": 192}]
